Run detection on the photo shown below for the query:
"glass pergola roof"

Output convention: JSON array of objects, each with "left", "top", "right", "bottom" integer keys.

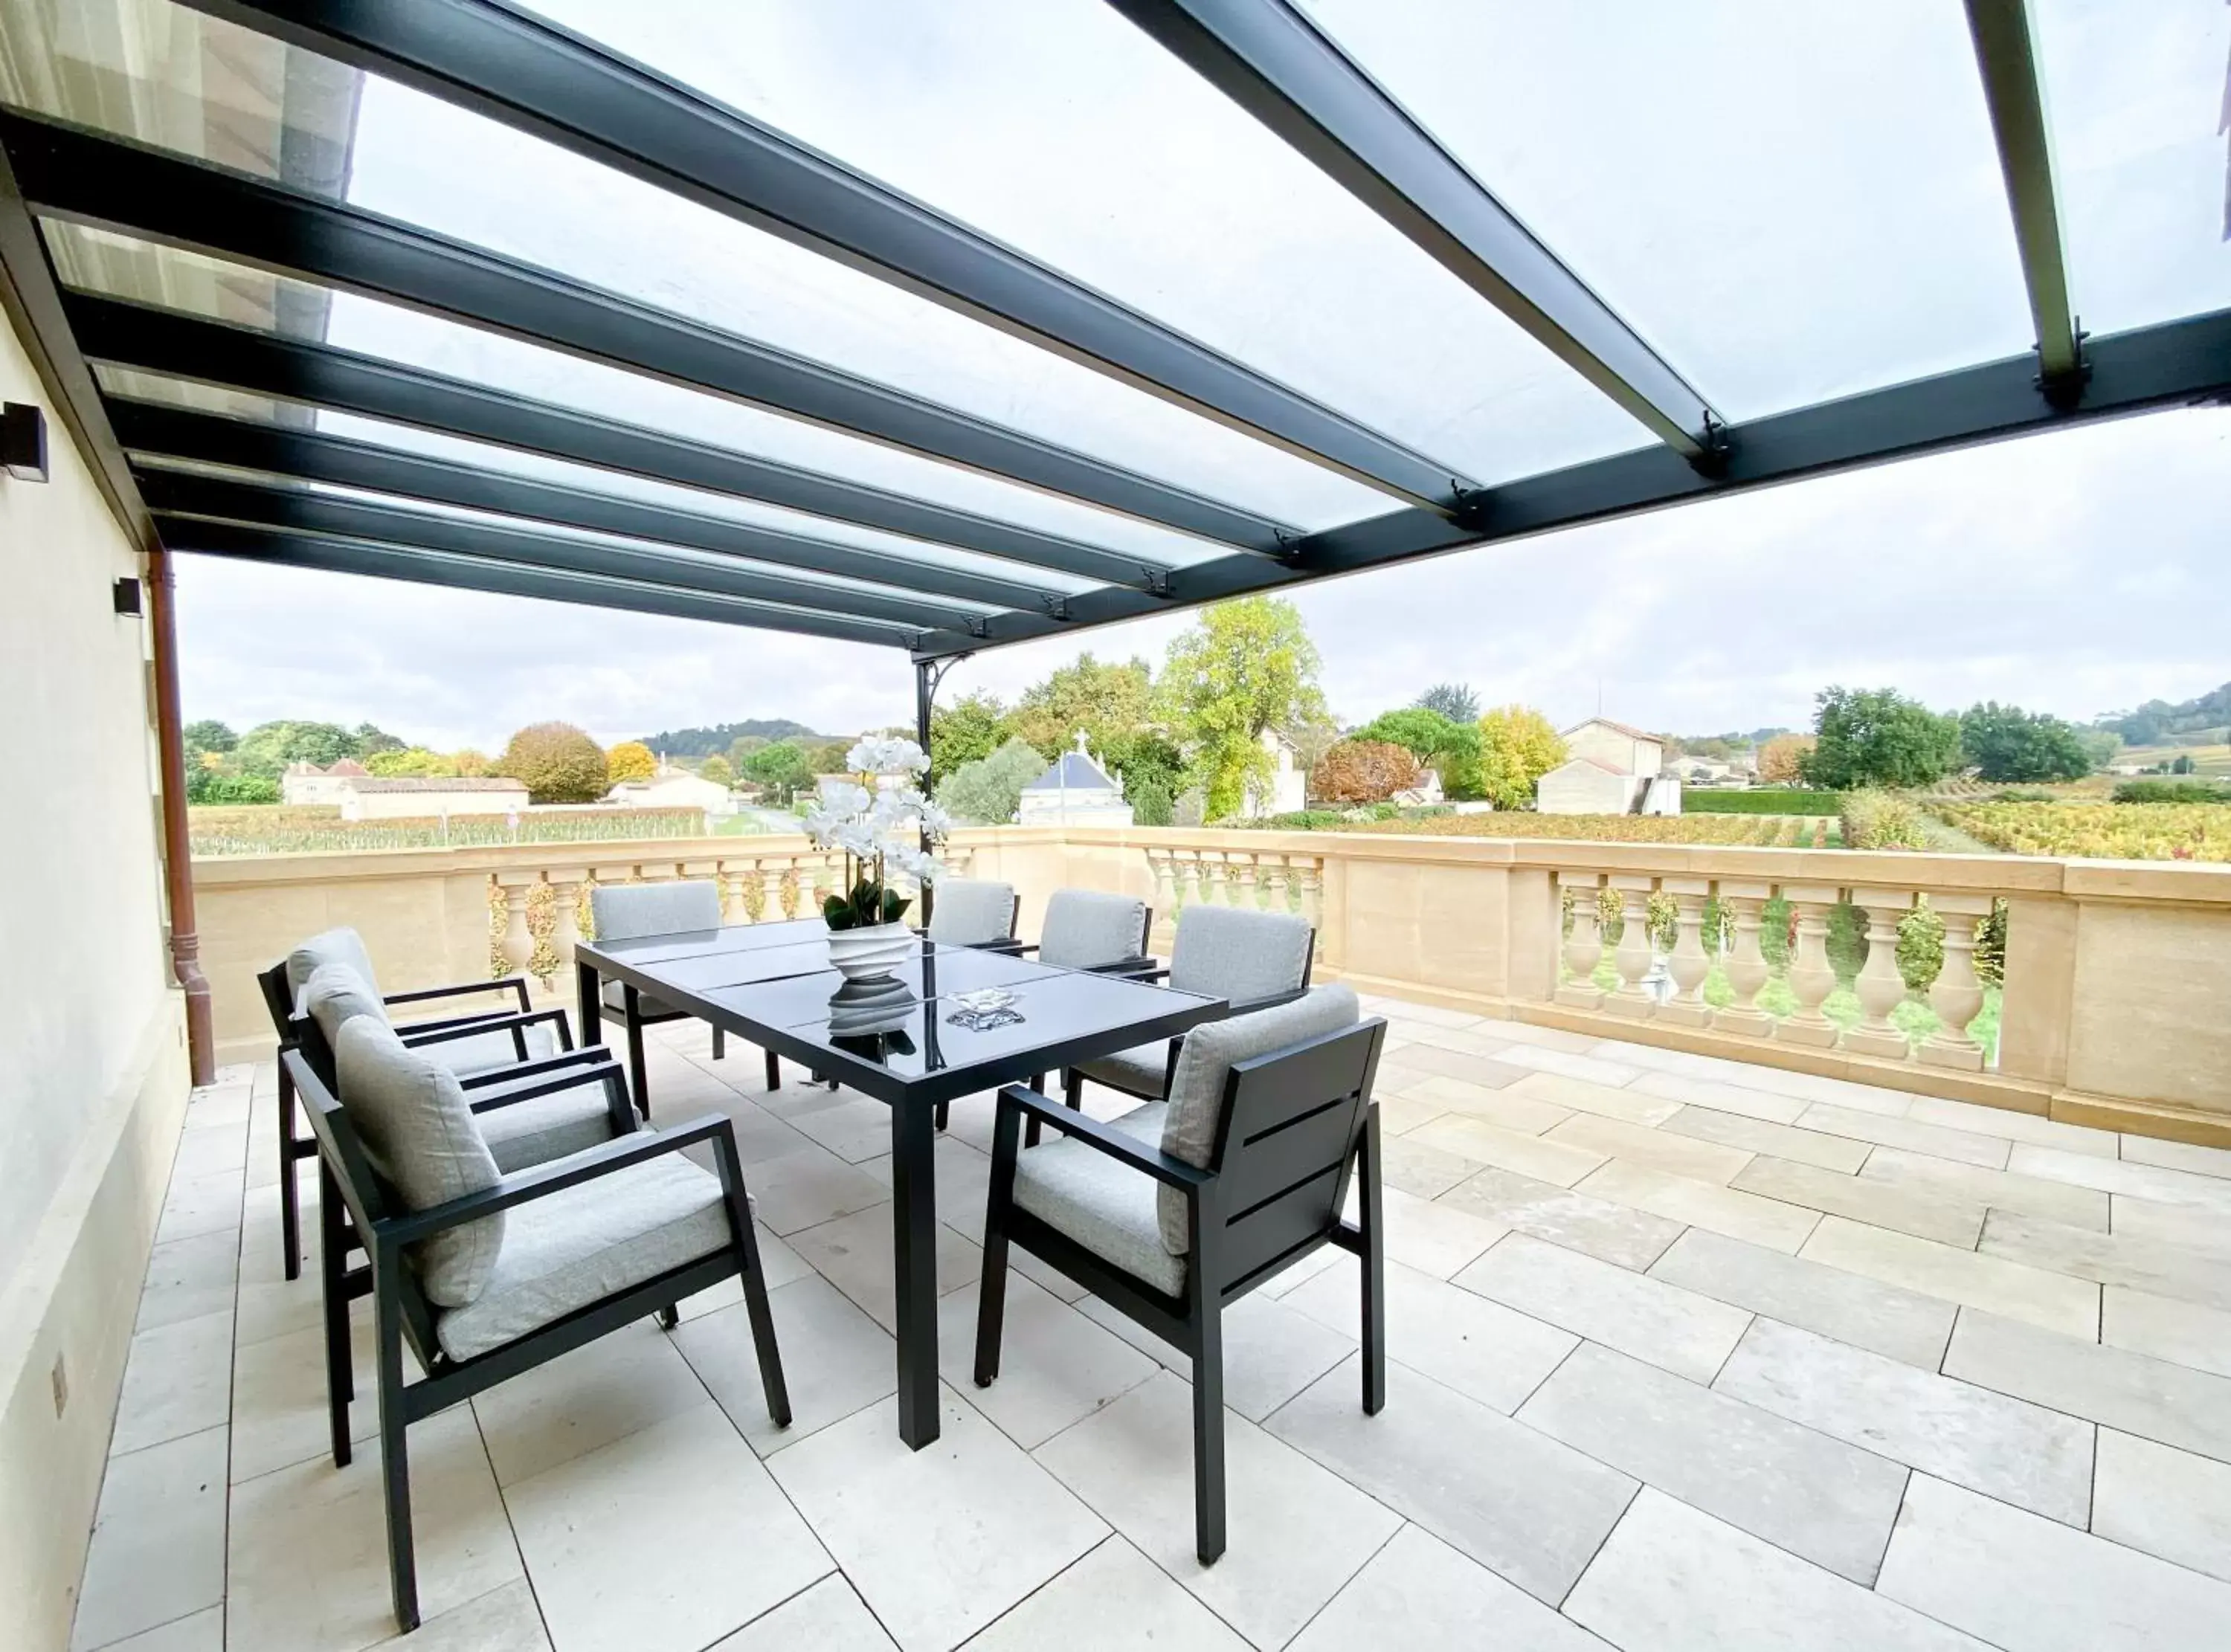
[{"left": 0, "top": 0, "right": 2225, "bottom": 662}]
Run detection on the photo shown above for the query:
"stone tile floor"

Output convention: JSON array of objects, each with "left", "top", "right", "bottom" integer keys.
[{"left": 69, "top": 996, "right": 2231, "bottom": 1651}]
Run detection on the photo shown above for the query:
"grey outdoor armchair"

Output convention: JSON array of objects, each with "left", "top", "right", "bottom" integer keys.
[
  {"left": 588, "top": 879, "right": 781, "bottom": 1114},
  {"left": 924, "top": 876, "right": 1022, "bottom": 949},
  {"left": 288, "top": 1018, "right": 788, "bottom": 1634},
  {"left": 976, "top": 984, "right": 1386, "bottom": 1564}
]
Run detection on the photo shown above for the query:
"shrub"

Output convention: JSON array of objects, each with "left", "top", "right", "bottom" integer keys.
[
  {"left": 495, "top": 722, "right": 610, "bottom": 804},
  {"left": 606, "top": 740, "right": 657, "bottom": 784},
  {"left": 1129, "top": 778, "right": 1174, "bottom": 826},
  {"left": 1682, "top": 789, "right": 1841, "bottom": 815},
  {"left": 2112, "top": 779, "right": 2231, "bottom": 804},
  {"left": 935, "top": 736, "right": 1047, "bottom": 825},
  {"left": 187, "top": 771, "right": 280, "bottom": 804},
  {"left": 1311, "top": 739, "right": 1421, "bottom": 804},
  {"left": 1840, "top": 788, "right": 1928, "bottom": 850},
  {"left": 1757, "top": 732, "right": 1814, "bottom": 784}
]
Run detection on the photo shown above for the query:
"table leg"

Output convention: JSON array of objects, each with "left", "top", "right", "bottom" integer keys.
[
  {"left": 577, "top": 961, "right": 602, "bottom": 1047},
  {"left": 890, "top": 1098, "right": 941, "bottom": 1449}
]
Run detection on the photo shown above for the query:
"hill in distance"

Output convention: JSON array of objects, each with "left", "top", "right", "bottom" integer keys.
[
  {"left": 2095, "top": 682, "right": 2231, "bottom": 747},
  {"left": 636, "top": 719, "right": 821, "bottom": 757}
]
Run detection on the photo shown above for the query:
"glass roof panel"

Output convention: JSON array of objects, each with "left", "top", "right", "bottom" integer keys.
[
  {"left": 1295, "top": 0, "right": 2037, "bottom": 419},
  {"left": 47, "top": 221, "right": 1232, "bottom": 570},
  {"left": 2029, "top": 0, "right": 2231, "bottom": 337},
  {"left": 515, "top": 0, "right": 1656, "bottom": 485},
  {"left": 0, "top": 0, "right": 1391, "bottom": 526},
  {"left": 130, "top": 451, "right": 1011, "bottom": 616}
]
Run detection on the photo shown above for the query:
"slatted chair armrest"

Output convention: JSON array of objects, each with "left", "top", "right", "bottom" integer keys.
[
  {"left": 379, "top": 1113, "right": 730, "bottom": 1243},
  {"left": 383, "top": 975, "right": 532, "bottom": 1012},
  {"left": 993, "top": 1085, "right": 1209, "bottom": 1190},
  {"left": 455, "top": 1047, "right": 612, "bottom": 1089},
  {"left": 385, "top": 1004, "right": 522, "bottom": 1036},
  {"left": 970, "top": 938, "right": 1029, "bottom": 955},
  {"left": 1084, "top": 953, "right": 1159, "bottom": 975},
  {"left": 400, "top": 1007, "right": 573, "bottom": 1051},
  {"left": 1223, "top": 984, "right": 1311, "bottom": 1016},
  {"left": 464, "top": 1059, "right": 627, "bottom": 1114}
]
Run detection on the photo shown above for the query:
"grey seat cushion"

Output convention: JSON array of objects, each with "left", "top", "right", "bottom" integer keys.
[
  {"left": 1158, "top": 984, "right": 1360, "bottom": 1253},
  {"left": 1170, "top": 905, "right": 1314, "bottom": 1004},
  {"left": 302, "top": 961, "right": 559, "bottom": 1076},
  {"left": 334, "top": 1017, "right": 504, "bottom": 1306},
  {"left": 470, "top": 1071, "right": 619, "bottom": 1172},
  {"left": 1072, "top": 1040, "right": 1175, "bottom": 1099},
  {"left": 590, "top": 880, "right": 723, "bottom": 943},
  {"left": 1038, "top": 889, "right": 1148, "bottom": 971},
  {"left": 435, "top": 1154, "right": 732, "bottom": 1361},
  {"left": 927, "top": 877, "right": 1017, "bottom": 946},
  {"left": 286, "top": 926, "right": 382, "bottom": 1007},
  {"left": 1012, "top": 1103, "right": 1185, "bottom": 1297}
]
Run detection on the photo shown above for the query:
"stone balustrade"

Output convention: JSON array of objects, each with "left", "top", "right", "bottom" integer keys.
[{"left": 192, "top": 822, "right": 2231, "bottom": 1146}]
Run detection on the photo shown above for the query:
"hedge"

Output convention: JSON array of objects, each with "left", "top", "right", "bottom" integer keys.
[{"left": 1681, "top": 788, "right": 1841, "bottom": 815}]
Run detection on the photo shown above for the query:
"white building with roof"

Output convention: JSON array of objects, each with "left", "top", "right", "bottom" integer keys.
[
  {"left": 1536, "top": 717, "right": 1679, "bottom": 815},
  {"left": 334, "top": 775, "right": 528, "bottom": 820},
  {"left": 608, "top": 761, "right": 735, "bottom": 816},
  {"left": 1017, "top": 733, "right": 1134, "bottom": 826}
]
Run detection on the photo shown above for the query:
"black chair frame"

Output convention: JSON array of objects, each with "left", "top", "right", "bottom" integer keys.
[
  {"left": 257, "top": 961, "right": 576, "bottom": 1280},
  {"left": 283, "top": 1046, "right": 791, "bottom": 1634},
  {"left": 976, "top": 1016, "right": 1386, "bottom": 1564}
]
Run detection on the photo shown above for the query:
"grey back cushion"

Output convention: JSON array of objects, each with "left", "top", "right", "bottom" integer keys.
[
  {"left": 1170, "top": 905, "right": 1313, "bottom": 1004},
  {"left": 590, "top": 880, "right": 723, "bottom": 943},
  {"left": 1037, "top": 889, "right": 1149, "bottom": 970},
  {"left": 926, "top": 878, "right": 1017, "bottom": 945},
  {"left": 302, "top": 961, "right": 390, "bottom": 1050},
  {"left": 286, "top": 926, "right": 381, "bottom": 1009},
  {"left": 1158, "top": 983, "right": 1359, "bottom": 1253},
  {"left": 335, "top": 1016, "right": 505, "bottom": 1306}
]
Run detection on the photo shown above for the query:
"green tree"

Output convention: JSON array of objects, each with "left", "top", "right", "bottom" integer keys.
[
  {"left": 1159, "top": 597, "right": 1326, "bottom": 820},
  {"left": 605, "top": 740, "right": 657, "bottom": 784},
  {"left": 1801, "top": 687, "right": 1963, "bottom": 790},
  {"left": 352, "top": 722, "right": 406, "bottom": 758},
  {"left": 740, "top": 739, "right": 815, "bottom": 801},
  {"left": 1353, "top": 706, "right": 1482, "bottom": 796},
  {"left": 1957, "top": 702, "right": 2092, "bottom": 783},
  {"left": 364, "top": 746, "right": 460, "bottom": 778},
  {"left": 930, "top": 690, "right": 1008, "bottom": 776},
  {"left": 232, "top": 720, "right": 361, "bottom": 778},
  {"left": 187, "top": 772, "right": 280, "bottom": 804},
  {"left": 494, "top": 721, "right": 608, "bottom": 803},
  {"left": 182, "top": 719, "right": 236, "bottom": 758},
  {"left": 727, "top": 734, "right": 770, "bottom": 771},
  {"left": 806, "top": 740, "right": 855, "bottom": 775},
  {"left": 936, "top": 736, "right": 1049, "bottom": 825},
  {"left": 699, "top": 753, "right": 735, "bottom": 786},
  {"left": 1414, "top": 683, "right": 1480, "bottom": 723},
  {"left": 1008, "top": 654, "right": 1157, "bottom": 759},
  {"left": 1474, "top": 706, "right": 1567, "bottom": 807}
]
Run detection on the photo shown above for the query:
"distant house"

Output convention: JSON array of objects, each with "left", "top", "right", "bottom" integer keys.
[
  {"left": 1536, "top": 717, "right": 1680, "bottom": 815},
  {"left": 1234, "top": 728, "right": 1307, "bottom": 819},
  {"left": 280, "top": 757, "right": 370, "bottom": 806},
  {"left": 334, "top": 775, "right": 527, "bottom": 821},
  {"left": 1017, "top": 733, "right": 1134, "bottom": 826},
  {"left": 608, "top": 761, "right": 735, "bottom": 817}
]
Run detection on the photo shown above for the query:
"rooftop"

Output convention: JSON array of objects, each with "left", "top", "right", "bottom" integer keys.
[
  {"left": 342, "top": 776, "right": 525, "bottom": 793},
  {"left": 81, "top": 993, "right": 2231, "bottom": 1651}
]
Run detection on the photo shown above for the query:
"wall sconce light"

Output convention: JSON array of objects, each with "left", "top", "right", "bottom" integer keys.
[
  {"left": 4, "top": 401, "right": 48, "bottom": 482},
  {"left": 112, "top": 576, "right": 144, "bottom": 617}
]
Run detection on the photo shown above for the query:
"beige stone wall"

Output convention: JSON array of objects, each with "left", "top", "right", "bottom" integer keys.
[
  {"left": 190, "top": 823, "right": 2231, "bottom": 1145},
  {"left": 0, "top": 311, "right": 186, "bottom": 1652}
]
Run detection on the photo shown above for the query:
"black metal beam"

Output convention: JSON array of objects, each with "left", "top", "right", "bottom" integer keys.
[
  {"left": 108, "top": 399, "right": 1066, "bottom": 615},
  {"left": 160, "top": 516, "right": 921, "bottom": 645},
  {"left": 1107, "top": 0, "right": 1722, "bottom": 462},
  {"left": 910, "top": 303, "right": 2231, "bottom": 657},
  {"left": 176, "top": 0, "right": 1469, "bottom": 509},
  {"left": 137, "top": 466, "right": 983, "bottom": 633},
  {"left": 65, "top": 292, "right": 1161, "bottom": 589},
  {"left": 0, "top": 133, "right": 149, "bottom": 541},
  {"left": 0, "top": 106, "right": 1292, "bottom": 549},
  {"left": 1963, "top": 0, "right": 2081, "bottom": 394}
]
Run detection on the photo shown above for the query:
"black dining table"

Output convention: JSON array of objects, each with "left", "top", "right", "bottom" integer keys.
[{"left": 575, "top": 918, "right": 1224, "bottom": 1449}]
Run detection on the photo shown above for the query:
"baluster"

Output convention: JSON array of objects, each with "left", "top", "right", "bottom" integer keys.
[
  {"left": 1774, "top": 884, "right": 1844, "bottom": 1048},
  {"left": 717, "top": 862, "right": 752, "bottom": 926},
  {"left": 759, "top": 857, "right": 789, "bottom": 924},
  {"left": 1196, "top": 851, "right": 1225, "bottom": 906},
  {"left": 1845, "top": 888, "right": 1916, "bottom": 1059},
  {"left": 547, "top": 869, "right": 585, "bottom": 975},
  {"left": 1294, "top": 857, "right": 1324, "bottom": 930},
  {"left": 495, "top": 873, "right": 535, "bottom": 977},
  {"left": 1658, "top": 877, "right": 1713, "bottom": 1027},
  {"left": 810, "top": 854, "right": 838, "bottom": 915},
  {"left": 1554, "top": 872, "right": 1605, "bottom": 1009},
  {"left": 1259, "top": 854, "right": 1292, "bottom": 915},
  {"left": 1919, "top": 892, "right": 1992, "bottom": 1071},
  {"left": 1712, "top": 882, "right": 1775, "bottom": 1036},
  {"left": 1169, "top": 850, "right": 1197, "bottom": 913},
  {"left": 1230, "top": 853, "right": 1260, "bottom": 910},
  {"left": 1603, "top": 877, "right": 1657, "bottom": 1018}
]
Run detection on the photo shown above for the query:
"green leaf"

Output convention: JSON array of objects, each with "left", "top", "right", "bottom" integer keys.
[{"left": 822, "top": 892, "right": 854, "bottom": 930}]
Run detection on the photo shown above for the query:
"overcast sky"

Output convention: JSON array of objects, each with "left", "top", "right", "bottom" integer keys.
[{"left": 159, "top": 0, "right": 2228, "bottom": 749}]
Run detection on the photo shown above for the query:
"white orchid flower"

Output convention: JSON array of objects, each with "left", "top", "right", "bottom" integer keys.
[{"left": 915, "top": 798, "right": 955, "bottom": 839}]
